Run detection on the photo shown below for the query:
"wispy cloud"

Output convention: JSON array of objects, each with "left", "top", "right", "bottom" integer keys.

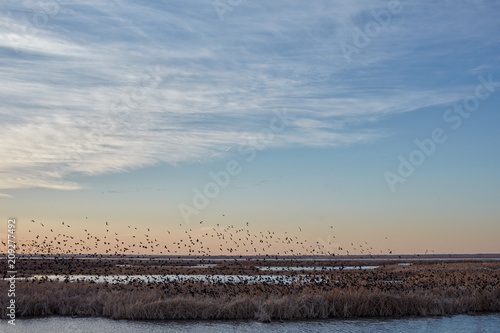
[{"left": 1, "top": 0, "right": 499, "bottom": 190}]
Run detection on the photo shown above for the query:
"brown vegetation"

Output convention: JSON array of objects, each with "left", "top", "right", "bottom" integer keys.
[{"left": 1, "top": 260, "right": 499, "bottom": 321}]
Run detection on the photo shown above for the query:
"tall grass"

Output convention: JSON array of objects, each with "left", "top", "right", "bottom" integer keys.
[
  {"left": 2, "top": 261, "right": 499, "bottom": 321},
  {"left": 1, "top": 278, "right": 499, "bottom": 321}
]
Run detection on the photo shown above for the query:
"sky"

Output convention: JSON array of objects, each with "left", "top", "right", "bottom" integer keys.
[{"left": 1, "top": 0, "right": 499, "bottom": 255}]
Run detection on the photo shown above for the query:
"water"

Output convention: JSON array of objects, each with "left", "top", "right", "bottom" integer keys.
[
  {"left": 4, "top": 256, "right": 500, "bottom": 261},
  {"left": 0, "top": 265, "right": 376, "bottom": 282},
  {"left": 23, "top": 265, "right": 377, "bottom": 284},
  {"left": 257, "top": 266, "right": 379, "bottom": 271},
  {"left": 3, "top": 314, "right": 500, "bottom": 333},
  {"left": 26, "top": 274, "right": 326, "bottom": 284}
]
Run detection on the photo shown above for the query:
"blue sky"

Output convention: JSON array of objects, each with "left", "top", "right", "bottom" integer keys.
[{"left": 1, "top": 0, "right": 499, "bottom": 254}]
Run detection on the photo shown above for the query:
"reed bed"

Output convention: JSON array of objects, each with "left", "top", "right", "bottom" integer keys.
[{"left": 1, "top": 264, "right": 499, "bottom": 322}]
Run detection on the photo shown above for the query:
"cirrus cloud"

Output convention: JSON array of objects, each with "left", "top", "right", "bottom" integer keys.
[{"left": 1, "top": 0, "right": 499, "bottom": 190}]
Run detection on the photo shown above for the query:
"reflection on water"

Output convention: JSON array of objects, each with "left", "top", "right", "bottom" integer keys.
[
  {"left": 25, "top": 265, "right": 377, "bottom": 284},
  {"left": 3, "top": 314, "right": 500, "bottom": 333},
  {"left": 28, "top": 274, "right": 326, "bottom": 284},
  {"left": 257, "top": 266, "right": 379, "bottom": 271},
  {"left": 18, "top": 265, "right": 378, "bottom": 284},
  {"left": 3, "top": 256, "right": 500, "bottom": 261}
]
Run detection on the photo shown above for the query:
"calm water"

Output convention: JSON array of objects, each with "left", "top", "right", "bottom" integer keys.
[
  {"left": 9, "top": 265, "right": 377, "bottom": 284},
  {"left": 2, "top": 314, "right": 500, "bottom": 333},
  {"left": 257, "top": 266, "right": 379, "bottom": 271},
  {"left": 4, "top": 256, "right": 500, "bottom": 261},
  {"left": 26, "top": 274, "right": 327, "bottom": 284}
]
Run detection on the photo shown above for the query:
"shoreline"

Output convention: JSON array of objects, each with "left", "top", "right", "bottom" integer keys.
[
  {"left": 1, "top": 259, "right": 499, "bottom": 322},
  {"left": 1, "top": 281, "right": 499, "bottom": 322}
]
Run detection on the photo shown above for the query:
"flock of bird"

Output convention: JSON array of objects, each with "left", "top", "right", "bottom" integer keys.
[
  {"left": 2, "top": 216, "right": 401, "bottom": 258},
  {"left": 3, "top": 216, "right": 497, "bottom": 322},
  {"left": 0, "top": 216, "right": 412, "bottom": 286},
  {"left": 1, "top": 217, "right": 496, "bottom": 323}
]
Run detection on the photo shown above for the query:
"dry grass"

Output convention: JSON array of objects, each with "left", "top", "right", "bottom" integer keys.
[{"left": 1, "top": 263, "right": 499, "bottom": 322}]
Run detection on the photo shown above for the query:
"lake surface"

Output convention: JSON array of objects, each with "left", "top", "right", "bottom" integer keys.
[
  {"left": 3, "top": 313, "right": 500, "bottom": 333},
  {"left": 4, "top": 255, "right": 500, "bottom": 261},
  {"left": 27, "top": 274, "right": 326, "bottom": 284},
  {"left": 23, "top": 265, "right": 378, "bottom": 284},
  {"left": 257, "top": 266, "right": 379, "bottom": 271}
]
